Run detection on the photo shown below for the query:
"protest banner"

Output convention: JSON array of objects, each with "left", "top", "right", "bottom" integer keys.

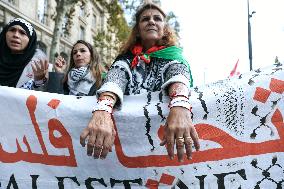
[{"left": 0, "top": 62, "right": 283, "bottom": 188}]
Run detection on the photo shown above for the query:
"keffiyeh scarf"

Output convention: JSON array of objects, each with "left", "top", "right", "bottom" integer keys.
[{"left": 67, "top": 66, "right": 95, "bottom": 96}]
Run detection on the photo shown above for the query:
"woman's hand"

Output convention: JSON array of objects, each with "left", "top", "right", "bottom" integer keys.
[
  {"left": 31, "top": 59, "right": 49, "bottom": 81},
  {"left": 80, "top": 111, "right": 116, "bottom": 159},
  {"left": 160, "top": 106, "right": 200, "bottom": 162},
  {"left": 54, "top": 56, "right": 67, "bottom": 73}
]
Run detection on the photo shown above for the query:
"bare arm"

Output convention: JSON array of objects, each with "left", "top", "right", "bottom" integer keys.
[
  {"left": 160, "top": 82, "right": 200, "bottom": 162},
  {"left": 80, "top": 92, "right": 117, "bottom": 159}
]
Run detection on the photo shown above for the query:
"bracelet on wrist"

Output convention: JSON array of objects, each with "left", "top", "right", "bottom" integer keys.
[
  {"left": 169, "top": 96, "right": 192, "bottom": 112},
  {"left": 34, "top": 77, "right": 47, "bottom": 87},
  {"left": 92, "top": 99, "right": 114, "bottom": 114}
]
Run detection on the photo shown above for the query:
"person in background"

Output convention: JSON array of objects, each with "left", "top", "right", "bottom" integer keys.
[
  {"left": 49, "top": 40, "right": 106, "bottom": 96},
  {"left": 0, "top": 18, "right": 48, "bottom": 90},
  {"left": 80, "top": 3, "right": 200, "bottom": 162}
]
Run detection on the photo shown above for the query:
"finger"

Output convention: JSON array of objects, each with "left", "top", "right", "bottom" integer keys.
[
  {"left": 34, "top": 61, "right": 41, "bottom": 70},
  {"left": 109, "top": 127, "right": 116, "bottom": 152},
  {"left": 190, "top": 126, "right": 200, "bottom": 151},
  {"left": 93, "top": 133, "right": 104, "bottom": 159},
  {"left": 80, "top": 127, "right": 90, "bottom": 147},
  {"left": 159, "top": 138, "right": 167, "bottom": 146},
  {"left": 55, "top": 61, "right": 62, "bottom": 68},
  {"left": 44, "top": 59, "right": 49, "bottom": 70},
  {"left": 164, "top": 125, "right": 175, "bottom": 159},
  {"left": 176, "top": 135, "right": 185, "bottom": 162},
  {"left": 184, "top": 134, "right": 193, "bottom": 160},
  {"left": 100, "top": 135, "right": 112, "bottom": 159},
  {"left": 86, "top": 132, "right": 97, "bottom": 156},
  {"left": 31, "top": 63, "right": 37, "bottom": 73},
  {"left": 36, "top": 60, "right": 43, "bottom": 71}
]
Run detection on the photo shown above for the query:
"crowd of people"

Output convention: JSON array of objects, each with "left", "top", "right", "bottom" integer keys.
[{"left": 0, "top": 3, "right": 200, "bottom": 162}]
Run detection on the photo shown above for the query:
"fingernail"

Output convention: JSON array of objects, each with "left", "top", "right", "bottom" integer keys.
[{"left": 170, "top": 156, "right": 174, "bottom": 160}]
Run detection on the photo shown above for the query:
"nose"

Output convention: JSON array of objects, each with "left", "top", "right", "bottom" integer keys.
[
  {"left": 148, "top": 17, "right": 155, "bottom": 25},
  {"left": 74, "top": 52, "right": 82, "bottom": 58},
  {"left": 13, "top": 31, "right": 20, "bottom": 38}
]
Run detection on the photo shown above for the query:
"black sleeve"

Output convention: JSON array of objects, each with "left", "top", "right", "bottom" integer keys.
[{"left": 46, "top": 72, "right": 67, "bottom": 94}]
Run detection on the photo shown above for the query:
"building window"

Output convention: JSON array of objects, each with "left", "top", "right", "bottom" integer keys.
[
  {"left": 79, "top": 26, "right": 85, "bottom": 40},
  {"left": 79, "top": 5, "right": 85, "bottom": 17},
  {"left": 37, "top": 41, "right": 47, "bottom": 54},
  {"left": 37, "top": 0, "right": 48, "bottom": 24},
  {"left": 61, "top": 15, "right": 68, "bottom": 37},
  {"left": 3, "top": 0, "right": 16, "bottom": 5},
  {"left": 100, "top": 14, "right": 104, "bottom": 31},
  {"left": 92, "top": 14, "right": 97, "bottom": 28}
]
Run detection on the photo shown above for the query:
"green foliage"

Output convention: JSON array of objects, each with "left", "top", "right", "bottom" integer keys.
[{"left": 95, "top": 0, "right": 130, "bottom": 50}]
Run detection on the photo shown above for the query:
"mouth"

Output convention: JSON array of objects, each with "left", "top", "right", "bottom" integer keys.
[
  {"left": 147, "top": 28, "right": 157, "bottom": 32},
  {"left": 10, "top": 41, "right": 21, "bottom": 45}
]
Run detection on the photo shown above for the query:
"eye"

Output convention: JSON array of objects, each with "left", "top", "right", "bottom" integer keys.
[
  {"left": 73, "top": 50, "right": 77, "bottom": 55},
  {"left": 19, "top": 30, "right": 27, "bottom": 36},
  {"left": 141, "top": 16, "right": 150, "bottom": 22},
  {"left": 154, "top": 15, "right": 163, "bottom": 22},
  {"left": 8, "top": 27, "right": 16, "bottom": 32},
  {"left": 80, "top": 49, "right": 87, "bottom": 53}
]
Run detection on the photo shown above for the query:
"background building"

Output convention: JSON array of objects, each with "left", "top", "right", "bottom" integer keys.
[{"left": 0, "top": 0, "right": 108, "bottom": 64}]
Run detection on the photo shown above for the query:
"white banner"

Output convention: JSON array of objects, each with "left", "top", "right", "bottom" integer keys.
[{"left": 0, "top": 62, "right": 284, "bottom": 189}]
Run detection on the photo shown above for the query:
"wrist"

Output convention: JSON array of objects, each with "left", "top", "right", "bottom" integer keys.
[
  {"left": 168, "top": 96, "right": 192, "bottom": 112},
  {"left": 34, "top": 77, "right": 47, "bottom": 87},
  {"left": 92, "top": 98, "right": 114, "bottom": 114}
]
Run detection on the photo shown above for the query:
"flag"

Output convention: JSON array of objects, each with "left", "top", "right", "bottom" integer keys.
[{"left": 229, "top": 59, "right": 240, "bottom": 77}]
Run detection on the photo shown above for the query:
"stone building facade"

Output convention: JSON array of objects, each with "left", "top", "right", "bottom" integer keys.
[{"left": 0, "top": 0, "right": 108, "bottom": 64}]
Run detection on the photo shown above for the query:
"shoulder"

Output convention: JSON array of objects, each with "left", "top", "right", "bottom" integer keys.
[{"left": 114, "top": 51, "right": 133, "bottom": 64}]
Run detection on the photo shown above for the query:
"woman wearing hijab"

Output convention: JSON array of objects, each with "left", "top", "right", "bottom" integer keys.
[{"left": 0, "top": 17, "right": 48, "bottom": 90}]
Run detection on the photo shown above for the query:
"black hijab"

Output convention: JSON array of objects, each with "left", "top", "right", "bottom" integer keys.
[{"left": 0, "top": 18, "right": 37, "bottom": 87}]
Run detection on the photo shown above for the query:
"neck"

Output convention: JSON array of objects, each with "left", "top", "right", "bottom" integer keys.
[{"left": 142, "top": 41, "right": 156, "bottom": 52}]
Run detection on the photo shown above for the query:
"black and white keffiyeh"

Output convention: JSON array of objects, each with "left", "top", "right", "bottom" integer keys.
[{"left": 67, "top": 66, "right": 95, "bottom": 96}]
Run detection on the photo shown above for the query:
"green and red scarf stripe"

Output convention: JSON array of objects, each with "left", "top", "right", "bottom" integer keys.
[{"left": 131, "top": 44, "right": 193, "bottom": 87}]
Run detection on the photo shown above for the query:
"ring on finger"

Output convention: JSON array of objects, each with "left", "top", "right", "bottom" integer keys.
[
  {"left": 184, "top": 137, "right": 193, "bottom": 144},
  {"left": 176, "top": 137, "right": 185, "bottom": 143}
]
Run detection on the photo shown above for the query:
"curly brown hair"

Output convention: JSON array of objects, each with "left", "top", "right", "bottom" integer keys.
[{"left": 120, "top": 3, "right": 178, "bottom": 54}]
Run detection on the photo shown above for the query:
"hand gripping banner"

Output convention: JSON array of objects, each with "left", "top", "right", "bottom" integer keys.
[{"left": 0, "top": 62, "right": 283, "bottom": 188}]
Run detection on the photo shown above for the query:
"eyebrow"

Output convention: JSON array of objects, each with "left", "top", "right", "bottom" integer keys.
[
  {"left": 73, "top": 47, "right": 87, "bottom": 51},
  {"left": 9, "top": 26, "right": 26, "bottom": 32}
]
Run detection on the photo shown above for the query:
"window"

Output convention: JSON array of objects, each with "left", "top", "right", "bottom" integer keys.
[
  {"left": 61, "top": 15, "right": 68, "bottom": 37},
  {"left": 79, "top": 5, "right": 85, "bottom": 17},
  {"left": 92, "top": 14, "right": 97, "bottom": 28},
  {"left": 79, "top": 26, "right": 85, "bottom": 40},
  {"left": 3, "top": 0, "right": 16, "bottom": 5},
  {"left": 37, "top": 0, "right": 48, "bottom": 24},
  {"left": 100, "top": 14, "right": 104, "bottom": 31}
]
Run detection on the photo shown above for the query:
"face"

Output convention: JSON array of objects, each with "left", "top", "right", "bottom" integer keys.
[
  {"left": 138, "top": 8, "right": 165, "bottom": 50},
  {"left": 72, "top": 43, "right": 91, "bottom": 68},
  {"left": 5, "top": 25, "right": 30, "bottom": 54}
]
